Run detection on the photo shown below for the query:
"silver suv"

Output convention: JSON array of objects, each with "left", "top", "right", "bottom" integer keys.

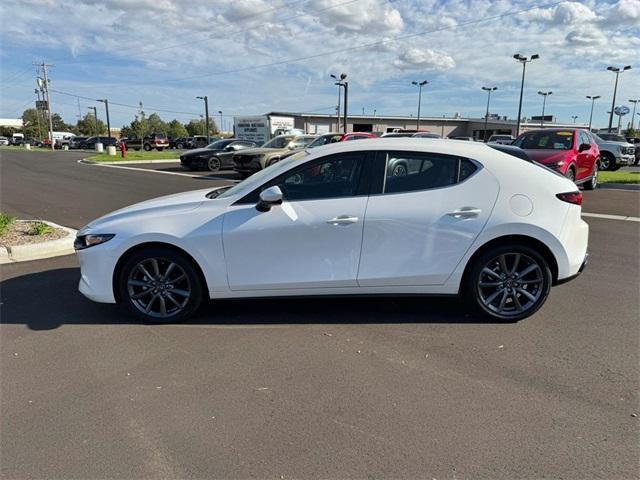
[{"left": 592, "top": 133, "right": 636, "bottom": 170}]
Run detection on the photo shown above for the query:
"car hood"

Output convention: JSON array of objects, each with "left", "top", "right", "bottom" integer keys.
[
  {"left": 521, "top": 149, "right": 572, "bottom": 164},
  {"left": 597, "top": 140, "right": 634, "bottom": 149},
  {"left": 234, "top": 147, "right": 285, "bottom": 156},
  {"left": 81, "top": 187, "right": 225, "bottom": 233}
]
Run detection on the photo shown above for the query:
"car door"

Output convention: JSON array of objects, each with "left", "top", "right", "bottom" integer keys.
[
  {"left": 222, "top": 152, "right": 370, "bottom": 290},
  {"left": 357, "top": 150, "right": 499, "bottom": 286},
  {"left": 578, "top": 131, "right": 598, "bottom": 179}
]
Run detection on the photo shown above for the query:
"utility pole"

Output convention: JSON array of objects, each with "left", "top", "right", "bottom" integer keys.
[
  {"left": 34, "top": 61, "right": 55, "bottom": 150},
  {"left": 88, "top": 106, "right": 98, "bottom": 135},
  {"left": 343, "top": 81, "right": 349, "bottom": 133},
  {"left": 586, "top": 95, "right": 600, "bottom": 131},
  {"left": 412, "top": 80, "right": 428, "bottom": 130},
  {"left": 330, "top": 74, "right": 344, "bottom": 132},
  {"left": 97, "top": 99, "right": 111, "bottom": 138},
  {"left": 196, "top": 96, "right": 210, "bottom": 142},
  {"left": 218, "top": 110, "right": 223, "bottom": 135},
  {"left": 34, "top": 88, "right": 42, "bottom": 140},
  {"left": 481, "top": 86, "right": 497, "bottom": 142},
  {"left": 513, "top": 54, "right": 539, "bottom": 137}
]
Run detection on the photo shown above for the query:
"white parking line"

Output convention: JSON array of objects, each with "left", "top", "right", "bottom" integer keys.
[
  {"left": 582, "top": 212, "right": 640, "bottom": 222},
  {"left": 78, "top": 159, "right": 207, "bottom": 178}
]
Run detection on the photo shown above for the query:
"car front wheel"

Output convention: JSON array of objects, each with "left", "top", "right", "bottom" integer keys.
[
  {"left": 143, "top": 144, "right": 152, "bottom": 151},
  {"left": 118, "top": 247, "right": 203, "bottom": 323},
  {"left": 464, "top": 245, "right": 552, "bottom": 321},
  {"left": 583, "top": 162, "right": 598, "bottom": 190}
]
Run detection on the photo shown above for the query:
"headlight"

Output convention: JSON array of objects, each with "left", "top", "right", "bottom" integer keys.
[
  {"left": 549, "top": 160, "right": 565, "bottom": 168},
  {"left": 74, "top": 234, "right": 115, "bottom": 250}
]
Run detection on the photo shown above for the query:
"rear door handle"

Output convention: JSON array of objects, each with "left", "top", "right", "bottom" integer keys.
[
  {"left": 447, "top": 208, "right": 482, "bottom": 218},
  {"left": 327, "top": 215, "right": 359, "bottom": 225}
]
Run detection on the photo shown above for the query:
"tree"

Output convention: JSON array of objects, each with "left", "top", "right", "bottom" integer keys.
[
  {"left": 147, "top": 113, "right": 167, "bottom": 135},
  {"left": 130, "top": 111, "right": 149, "bottom": 139},
  {"left": 51, "top": 113, "right": 73, "bottom": 132},
  {"left": 184, "top": 117, "right": 218, "bottom": 136},
  {"left": 75, "top": 112, "right": 106, "bottom": 136},
  {"left": 20, "top": 108, "right": 73, "bottom": 139},
  {"left": 120, "top": 125, "right": 133, "bottom": 138},
  {"left": 167, "top": 119, "right": 188, "bottom": 139}
]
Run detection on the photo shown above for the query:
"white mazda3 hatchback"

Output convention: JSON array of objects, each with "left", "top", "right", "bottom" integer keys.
[{"left": 76, "top": 139, "right": 588, "bottom": 322}]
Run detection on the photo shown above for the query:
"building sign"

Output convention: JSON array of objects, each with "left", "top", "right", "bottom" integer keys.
[{"left": 35, "top": 100, "right": 48, "bottom": 110}]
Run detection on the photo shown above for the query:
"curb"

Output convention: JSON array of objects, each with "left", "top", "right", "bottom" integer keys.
[
  {"left": 598, "top": 183, "right": 640, "bottom": 192},
  {"left": 81, "top": 158, "right": 180, "bottom": 165},
  {"left": 0, "top": 221, "right": 77, "bottom": 264}
]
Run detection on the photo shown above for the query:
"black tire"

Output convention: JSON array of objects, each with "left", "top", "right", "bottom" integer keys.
[
  {"left": 118, "top": 247, "right": 204, "bottom": 323},
  {"left": 463, "top": 244, "right": 552, "bottom": 322},
  {"left": 599, "top": 153, "right": 615, "bottom": 171},
  {"left": 157, "top": 147, "right": 164, "bottom": 152},
  {"left": 176, "top": 143, "right": 184, "bottom": 149},
  {"left": 390, "top": 162, "right": 408, "bottom": 177},
  {"left": 208, "top": 156, "right": 222, "bottom": 172},
  {"left": 565, "top": 167, "right": 576, "bottom": 183},
  {"left": 583, "top": 162, "right": 598, "bottom": 190},
  {"left": 143, "top": 144, "right": 152, "bottom": 151}
]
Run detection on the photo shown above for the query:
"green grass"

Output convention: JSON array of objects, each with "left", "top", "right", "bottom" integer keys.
[
  {"left": 26, "top": 221, "right": 53, "bottom": 236},
  {"left": 0, "top": 146, "right": 50, "bottom": 153},
  {"left": 86, "top": 150, "right": 179, "bottom": 162},
  {"left": 599, "top": 170, "right": 640, "bottom": 185},
  {"left": 0, "top": 213, "right": 16, "bottom": 236}
]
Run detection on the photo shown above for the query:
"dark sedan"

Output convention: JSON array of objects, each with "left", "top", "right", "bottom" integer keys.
[{"left": 180, "top": 139, "right": 259, "bottom": 171}]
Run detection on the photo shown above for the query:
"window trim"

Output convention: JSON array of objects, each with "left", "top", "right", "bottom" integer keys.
[{"left": 233, "top": 151, "right": 373, "bottom": 205}]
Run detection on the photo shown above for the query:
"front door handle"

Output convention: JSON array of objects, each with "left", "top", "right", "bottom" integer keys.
[
  {"left": 447, "top": 207, "right": 482, "bottom": 219},
  {"left": 327, "top": 215, "right": 359, "bottom": 226}
]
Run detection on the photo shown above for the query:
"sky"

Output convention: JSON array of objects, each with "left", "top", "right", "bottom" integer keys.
[{"left": 1, "top": 0, "right": 639, "bottom": 130}]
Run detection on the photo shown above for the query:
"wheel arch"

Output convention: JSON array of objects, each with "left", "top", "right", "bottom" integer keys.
[
  {"left": 460, "top": 234, "right": 559, "bottom": 288},
  {"left": 112, "top": 241, "right": 209, "bottom": 302}
]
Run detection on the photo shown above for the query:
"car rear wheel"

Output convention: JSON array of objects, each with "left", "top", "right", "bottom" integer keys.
[
  {"left": 208, "top": 156, "right": 222, "bottom": 172},
  {"left": 583, "top": 162, "right": 598, "bottom": 190},
  {"left": 464, "top": 245, "right": 552, "bottom": 322},
  {"left": 177, "top": 143, "right": 184, "bottom": 149},
  {"left": 118, "top": 247, "right": 203, "bottom": 323},
  {"left": 143, "top": 144, "right": 152, "bottom": 151}
]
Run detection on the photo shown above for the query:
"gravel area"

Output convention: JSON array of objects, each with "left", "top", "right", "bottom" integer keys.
[{"left": 0, "top": 220, "right": 68, "bottom": 247}]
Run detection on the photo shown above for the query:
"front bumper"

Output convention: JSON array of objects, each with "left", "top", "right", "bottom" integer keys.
[
  {"left": 77, "top": 247, "right": 118, "bottom": 303},
  {"left": 233, "top": 158, "right": 262, "bottom": 174},
  {"left": 616, "top": 154, "right": 635, "bottom": 166}
]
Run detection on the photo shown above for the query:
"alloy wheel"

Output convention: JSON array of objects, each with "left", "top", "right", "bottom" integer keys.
[
  {"left": 208, "top": 156, "right": 221, "bottom": 172},
  {"left": 566, "top": 168, "right": 575, "bottom": 183},
  {"left": 477, "top": 253, "right": 544, "bottom": 317},
  {"left": 600, "top": 156, "right": 611, "bottom": 170},
  {"left": 392, "top": 164, "right": 407, "bottom": 176},
  {"left": 591, "top": 164, "right": 598, "bottom": 188},
  {"left": 127, "top": 258, "right": 191, "bottom": 319}
]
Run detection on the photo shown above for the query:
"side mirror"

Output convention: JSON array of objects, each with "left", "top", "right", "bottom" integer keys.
[
  {"left": 578, "top": 143, "right": 591, "bottom": 152},
  {"left": 256, "top": 186, "right": 283, "bottom": 212}
]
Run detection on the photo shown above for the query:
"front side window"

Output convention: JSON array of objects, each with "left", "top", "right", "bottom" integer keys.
[
  {"left": 262, "top": 136, "right": 294, "bottom": 149},
  {"left": 237, "top": 153, "right": 365, "bottom": 204},
  {"left": 383, "top": 152, "right": 459, "bottom": 194}
]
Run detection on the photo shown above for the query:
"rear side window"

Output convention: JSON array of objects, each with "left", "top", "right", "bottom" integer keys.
[{"left": 383, "top": 152, "right": 473, "bottom": 194}]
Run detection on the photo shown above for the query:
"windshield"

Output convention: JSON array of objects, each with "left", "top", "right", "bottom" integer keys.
[
  {"left": 515, "top": 131, "right": 574, "bottom": 150},
  {"left": 597, "top": 133, "right": 627, "bottom": 143},
  {"left": 217, "top": 155, "right": 299, "bottom": 199},
  {"left": 308, "top": 134, "right": 342, "bottom": 147},
  {"left": 262, "top": 136, "right": 294, "bottom": 149},
  {"left": 207, "top": 139, "right": 234, "bottom": 149}
]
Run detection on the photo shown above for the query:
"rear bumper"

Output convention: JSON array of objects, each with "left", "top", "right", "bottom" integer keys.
[{"left": 556, "top": 253, "right": 588, "bottom": 285}]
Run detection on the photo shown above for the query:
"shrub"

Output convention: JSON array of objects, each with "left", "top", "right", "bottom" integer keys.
[
  {"left": 27, "top": 221, "right": 53, "bottom": 236},
  {"left": 0, "top": 213, "right": 16, "bottom": 236}
]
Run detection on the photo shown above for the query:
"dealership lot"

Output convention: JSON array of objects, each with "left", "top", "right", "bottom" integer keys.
[{"left": 1, "top": 150, "right": 638, "bottom": 478}]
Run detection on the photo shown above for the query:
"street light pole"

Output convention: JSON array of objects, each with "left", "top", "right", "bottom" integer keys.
[
  {"left": 411, "top": 80, "right": 428, "bottom": 130},
  {"left": 607, "top": 66, "right": 631, "bottom": 131},
  {"left": 586, "top": 95, "right": 600, "bottom": 131},
  {"left": 537, "top": 91, "right": 552, "bottom": 127},
  {"left": 196, "top": 96, "right": 210, "bottom": 142},
  {"left": 513, "top": 53, "right": 539, "bottom": 136},
  {"left": 330, "top": 74, "right": 343, "bottom": 132},
  {"left": 88, "top": 106, "right": 98, "bottom": 136},
  {"left": 629, "top": 99, "right": 639, "bottom": 131},
  {"left": 218, "top": 110, "right": 223, "bottom": 134},
  {"left": 97, "top": 99, "right": 111, "bottom": 138},
  {"left": 343, "top": 80, "right": 348, "bottom": 133},
  {"left": 572, "top": 115, "right": 578, "bottom": 123},
  {"left": 481, "top": 86, "right": 497, "bottom": 142}
]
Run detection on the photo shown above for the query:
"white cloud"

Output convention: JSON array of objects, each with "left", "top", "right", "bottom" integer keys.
[
  {"left": 393, "top": 48, "right": 456, "bottom": 71},
  {"left": 565, "top": 28, "right": 607, "bottom": 46},
  {"left": 314, "top": 0, "right": 404, "bottom": 35},
  {"left": 521, "top": 1, "right": 598, "bottom": 24}
]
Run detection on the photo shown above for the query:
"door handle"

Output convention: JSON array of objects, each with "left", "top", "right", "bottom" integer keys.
[
  {"left": 327, "top": 215, "right": 359, "bottom": 225},
  {"left": 447, "top": 207, "right": 481, "bottom": 219}
]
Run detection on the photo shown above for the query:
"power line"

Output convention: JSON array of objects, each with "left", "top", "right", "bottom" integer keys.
[{"left": 150, "top": 0, "right": 567, "bottom": 84}]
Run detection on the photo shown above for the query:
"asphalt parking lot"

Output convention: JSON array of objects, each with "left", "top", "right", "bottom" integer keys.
[{"left": 1, "top": 149, "right": 639, "bottom": 479}]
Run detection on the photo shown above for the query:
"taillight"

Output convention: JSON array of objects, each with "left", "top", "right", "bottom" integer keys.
[{"left": 556, "top": 191, "right": 582, "bottom": 205}]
